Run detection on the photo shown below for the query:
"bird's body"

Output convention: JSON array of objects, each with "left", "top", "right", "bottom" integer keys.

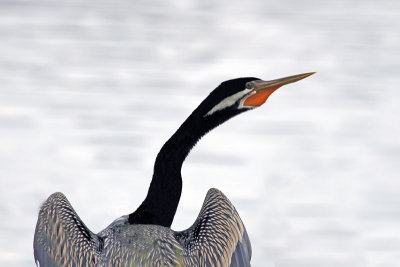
[
  {"left": 34, "top": 73, "right": 314, "bottom": 266},
  {"left": 34, "top": 189, "right": 251, "bottom": 267}
]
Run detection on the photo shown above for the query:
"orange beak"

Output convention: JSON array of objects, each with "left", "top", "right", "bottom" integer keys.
[{"left": 243, "top": 72, "right": 315, "bottom": 107}]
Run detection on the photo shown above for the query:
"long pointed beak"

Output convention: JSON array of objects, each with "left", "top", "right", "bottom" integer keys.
[
  {"left": 253, "top": 72, "right": 315, "bottom": 92},
  {"left": 243, "top": 72, "right": 315, "bottom": 107}
]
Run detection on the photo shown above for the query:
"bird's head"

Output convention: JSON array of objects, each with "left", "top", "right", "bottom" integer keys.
[{"left": 192, "top": 72, "right": 315, "bottom": 131}]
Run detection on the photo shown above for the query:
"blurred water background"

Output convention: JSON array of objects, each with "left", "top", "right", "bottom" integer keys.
[{"left": 1, "top": 0, "right": 400, "bottom": 266}]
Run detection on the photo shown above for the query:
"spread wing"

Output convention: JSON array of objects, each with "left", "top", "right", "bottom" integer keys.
[
  {"left": 33, "top": 192, "right": 102, "bottom": 266},
  {"left": 34, "top": 190, "right": 251, "bottom": 267},
  {"left": 175, "top": 188, "right": 252, "bottom": 267}
]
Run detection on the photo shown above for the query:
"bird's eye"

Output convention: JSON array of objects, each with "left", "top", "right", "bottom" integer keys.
[{"left": 245, "top": 82, "right": 254, "bottom": 89}]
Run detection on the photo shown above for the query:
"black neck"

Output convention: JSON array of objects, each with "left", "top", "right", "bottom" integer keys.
[
  {"left": 128, "top": 114, "right": 201, "bottom": 227},
  {"left": 127, "top": 91, "right": 246, "bottom": 227}
]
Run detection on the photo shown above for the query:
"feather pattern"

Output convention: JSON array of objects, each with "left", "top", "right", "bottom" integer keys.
[{"left": 34, "top": 189, "right": 251, "bottom": 266}]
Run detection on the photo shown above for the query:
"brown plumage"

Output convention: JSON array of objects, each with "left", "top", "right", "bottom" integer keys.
[{"left": 34, "top": 188, "right": 251, "bottom": 266}]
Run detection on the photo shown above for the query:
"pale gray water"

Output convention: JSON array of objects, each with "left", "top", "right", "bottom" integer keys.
[{"left": 1, "top": 0, "right": 400, "bottom": 266}]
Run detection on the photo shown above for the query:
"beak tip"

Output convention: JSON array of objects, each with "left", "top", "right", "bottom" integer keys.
[
  {"left": 287, "top": 72, "right": 316, "bottom": 84},
  {"left": 296, "top": 72, "right": 316, "bottom": 82},
  {"left": 305, "top": 72, "right": 316, "bottom": 77}
]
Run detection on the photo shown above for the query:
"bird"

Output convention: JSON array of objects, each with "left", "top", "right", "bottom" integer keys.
[{"left": 34, "top": 72, "right": 314, "bottom": 266}]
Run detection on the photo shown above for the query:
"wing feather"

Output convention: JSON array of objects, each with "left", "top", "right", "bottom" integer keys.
[
  {"left": 33, "top": 192, "right": 101, "bottom": 266},
  {"left": 175, "top": 188, "right": 252, "bottom": 267}
]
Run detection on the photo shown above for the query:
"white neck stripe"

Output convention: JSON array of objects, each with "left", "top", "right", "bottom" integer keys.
[{"left": 204, "top": 89, "right": 252, "bottom": 117}]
